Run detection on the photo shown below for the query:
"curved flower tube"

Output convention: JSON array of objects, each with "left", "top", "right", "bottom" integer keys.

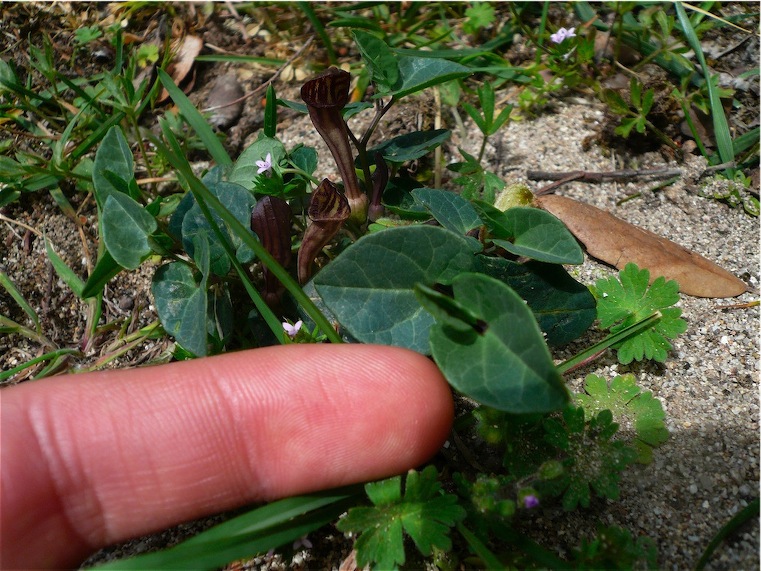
[
  {"left": 301, "top": 67, "right": 368, "bottom": 224},
  {"left": 297, "top": 179, "right": 350, "bottom": 284}
]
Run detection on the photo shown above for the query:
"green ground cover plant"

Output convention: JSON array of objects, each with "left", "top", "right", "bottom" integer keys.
[{"left": 1, "top": 2, "right": 758, "bottom": 568}]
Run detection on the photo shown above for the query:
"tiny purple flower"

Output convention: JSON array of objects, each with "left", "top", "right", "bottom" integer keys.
[
  {"left": 283, "top": 320, "right": 303, "bottom": 338},
  {"left": 256, "top": 152, "right": 273, "bottom": 175},
  {"left": 523, "top": 494, "right": 540, "bottom": 509},
  {"left": 550, "top": 27, "right": 576, "bottom": 44},
  {"left": 292, "top": 534, "right": 313, "bottom": 550}
]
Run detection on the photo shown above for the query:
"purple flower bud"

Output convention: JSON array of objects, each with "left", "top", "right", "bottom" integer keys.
[{"left": 251, "top": 196, "right": 292, "bottom": 307}]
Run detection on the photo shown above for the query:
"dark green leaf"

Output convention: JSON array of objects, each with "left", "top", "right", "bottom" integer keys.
[
  {"left": 152, "top": 261, "right": 208, "bottom": 357},
  {"left": 92, "top": 126, "right": 134, "bottom": 211},
  {"left": 411, "top": 187, "right": 481, "bottom": 234},
  {"left": 180, "top": 178, "right": 257, "bottom": 276},
  {"left": 478, "top": 257, "right": 596, "bottom": 346},
  {"left": 390, "top": 56, "right": 471, "bottom": 99},
  {"left": 427, "top": 272, "right": 569, "bottom": 413},
  {"left": 313, "top": 225, "right": 480, "bottom": 353},
  {"left": 368, "top": 129, "right": 451, "bottom": 164},
  {"left": 473, "top": 201, "right": 584, "bottom": 264},
  {"left": 102, "top": 192, "right": 157, "bottom": 270},
  {"left": 352, "top": 30, "right": 400, "bottom": 92}
]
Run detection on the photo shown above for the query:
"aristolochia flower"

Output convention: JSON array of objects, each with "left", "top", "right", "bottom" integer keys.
[
  {"left": 256, "top": 152, "right": 273, "bottom": 175},
  {"left": 283, "top": 320, "right": 303, "bottom": 338},
  {"left": 550, "top": 27, "right": 576, "bottom": 44}
]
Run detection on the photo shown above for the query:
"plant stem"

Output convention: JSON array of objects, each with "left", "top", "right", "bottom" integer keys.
[{"left": 556, "top": 312, "right": 662, "bottom": 375}]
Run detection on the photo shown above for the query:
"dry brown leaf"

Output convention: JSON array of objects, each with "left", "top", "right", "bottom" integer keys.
[
  {"left": 157, "top": 35, "right": 203, "bottom": 104},
  {"left": 535, "top": 194, "right": 748, "bottom": 298}
]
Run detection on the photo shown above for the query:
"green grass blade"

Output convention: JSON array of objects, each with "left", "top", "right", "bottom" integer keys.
[
  {"left": 457, "top": 523, "right": 505, "bottom": 569},
  {"left": 45, "top": 238, "right": 85, "bottom": 298},
  {"left": 695, "top": 497, "right": 760, "bottom": 570},
  {"left": 0, "top": 348, "right": 81, "bottom": 382},
  {"left": 157, "top": 69, "right": 232, "bottom": 167},
  {"left": 0, "top": 270, "right": 40, "bottom": 332},
  {"left": 675, "top": 2, "right": 735, "bottom": 172},
  {"left": 89, "top": 489, "right": 360, "bottom": 570},
  {"left": 557, "top": 313, "right": 663, "bottom": 375},
  {"left": 195, "top": 54, "right": 285, "bottom": 65},
  {"left": 297, "top": 2, "right": 337, "bottom": 66}
]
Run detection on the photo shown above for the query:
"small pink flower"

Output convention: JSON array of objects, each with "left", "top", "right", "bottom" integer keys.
[
  {"left": 256, "top": 152, "right": 273, "bottom": 175},
  {"left": 283, "top": 320, "right": 303, "bottom": 338},
  {"left": 293, "top": 534, "right": 313, "bottom": 550},
  {"left": 550, "top": 27, "right": 576, "bottom": 44}
]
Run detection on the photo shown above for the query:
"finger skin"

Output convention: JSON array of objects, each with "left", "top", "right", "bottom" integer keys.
[{"left": 1, "top": 345, "right": 452, "bottom": 569}]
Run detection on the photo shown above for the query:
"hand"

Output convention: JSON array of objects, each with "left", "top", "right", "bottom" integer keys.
[{"left": 1, "top": 344, "right": 453, "bottom": 569}]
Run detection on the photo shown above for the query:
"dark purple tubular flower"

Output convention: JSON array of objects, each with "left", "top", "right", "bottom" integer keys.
[
  {"left": 368, "top": 152, "right": 389, "bottom": 222},
  {"left": 250, "top": 195, "right": 292, "bottom": 308},
  {"left": 297, "top": 178, "right": 350, "bottom": 284},
  {"left": 301, "top": 67, "right": 368, "bottom": 224}
]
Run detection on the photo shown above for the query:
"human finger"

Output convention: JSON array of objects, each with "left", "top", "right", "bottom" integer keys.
[{"left": 1, "top": 344, "right": 453, "bottom": 568}]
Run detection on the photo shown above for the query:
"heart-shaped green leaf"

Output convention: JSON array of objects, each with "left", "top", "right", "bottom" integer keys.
[
  {"left": 229, "top": 136, "right": 287, "bottom": 191},
  {"left": 92, "top": 126, "right": 134, "bottom": 210},
  {"left": 152, "top": 260, "right": 208, "bottom": 358},
  {"left": 427, "top": 272, "right": 568, "bottom": 413},
  {"left": 412, "top": 187, "right": 481, "bottom": 234},
  {"left": 473, "top": 201, "right": 583, "bottom": 264},
  {"left": 180, "top": 178, "right": 257, "bottom": 276},
  {"left": 479, "top": 257, "right": 596, "bottom": 346},
  {"left": 368, "top": 130, "right": 451, "bottom": 164},
  {"left": 313, "top": 225, "right": 479, "bottom": 353},
  {"left": 390, "top": 56, "right": 471, "bottom": 99},
  {"left": 353, "top": 30, "right": 400, "bottom": 92},
  {"left": 102, "top": 192, "right": 157, "bottom": 270}
]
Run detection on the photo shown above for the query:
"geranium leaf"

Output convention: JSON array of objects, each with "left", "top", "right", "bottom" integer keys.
[
  {"left": 575, "top": 374, "right": 669, "bottom": 464},
  {"left": 593, "top": 263, "right": 687, "bottom": 364},
  {"left": 337, "top": 466, "right": 465, "bottom": 570}
]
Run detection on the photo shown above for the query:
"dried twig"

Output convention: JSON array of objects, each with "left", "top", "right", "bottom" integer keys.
[
  {"left": 201, "top": 36, "right": 314, "bottom": 113},
  {"left": 529, "top": 167, "right": 683, "bottom": 195}
]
